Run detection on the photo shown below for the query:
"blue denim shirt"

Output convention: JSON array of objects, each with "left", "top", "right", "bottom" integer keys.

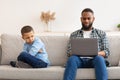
[
  {"left": 67, "top": 28, "right": 110, "bottom": 58},
  {"left": 23, "top": 37, "right": 50, "bottom": 65}
]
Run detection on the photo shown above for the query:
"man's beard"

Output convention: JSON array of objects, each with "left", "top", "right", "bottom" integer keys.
[{"left": 82, "top": 23, "right": 93, "bottom": 31}]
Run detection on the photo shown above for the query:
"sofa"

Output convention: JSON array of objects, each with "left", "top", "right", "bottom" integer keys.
[{"left": 0, "top": 33, "right": 120, "bottom": 80}]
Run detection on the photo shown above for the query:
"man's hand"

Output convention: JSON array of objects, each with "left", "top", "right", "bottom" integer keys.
[
  {"left": 67, "top": 52, "right": 72, "bottom": 57},
  {"left": 98, "top": 51, "right": 105, "bottom": 57}
]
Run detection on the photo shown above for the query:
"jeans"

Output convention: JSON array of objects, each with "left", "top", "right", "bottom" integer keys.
[
  {"left": 63, "top": 55, "right": 108, "bottom": 80},
  {"left": 17, "top": 52, "right": 47, "bottom": 68}
]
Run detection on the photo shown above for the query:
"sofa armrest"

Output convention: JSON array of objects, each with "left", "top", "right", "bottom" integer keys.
[
  {"left": 0, "top": 45, "right": 2, "bottom": 64},
  {"left": 118, "top": 60, "right": 120, "bottom": 66}
]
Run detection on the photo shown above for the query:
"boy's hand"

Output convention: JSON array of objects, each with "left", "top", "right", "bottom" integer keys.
[{"left": 38, "top": 49, "right": 43, "bottom": 53}]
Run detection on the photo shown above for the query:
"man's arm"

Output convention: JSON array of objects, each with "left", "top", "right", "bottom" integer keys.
[
  {"left": 67, "top": 33, "right": 74, "bottom": 57},
  {"left": 67, "top": 39, "right": 72, "bottom": 57},
  {"left": 99, "top": 32, "right": 110, "bottom": 58}
]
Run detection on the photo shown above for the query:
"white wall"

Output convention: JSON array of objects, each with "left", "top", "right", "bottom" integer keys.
[{"left": 0, "top": 0, "right": 120, "bottom": 35}]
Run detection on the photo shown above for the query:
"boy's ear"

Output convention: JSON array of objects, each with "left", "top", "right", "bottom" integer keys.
[{"left": 22, "top": 36, "right": 24, "bottom": 39}]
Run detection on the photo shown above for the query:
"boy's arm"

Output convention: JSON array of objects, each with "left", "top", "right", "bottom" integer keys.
[
  {"left": 29, "top": 40, "right": 44, "bottom": 56},
  {"left": 22, "top": 44, "right": 28, "bottom": 53}
]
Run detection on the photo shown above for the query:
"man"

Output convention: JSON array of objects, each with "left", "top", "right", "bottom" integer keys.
[{"left": 63, "top": 8, "right": 110, "bottom": 80}]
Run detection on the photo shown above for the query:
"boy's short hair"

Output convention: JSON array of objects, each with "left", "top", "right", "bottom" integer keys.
[{"left": 21, "top": 25, "right": 34, "bottom": 35}]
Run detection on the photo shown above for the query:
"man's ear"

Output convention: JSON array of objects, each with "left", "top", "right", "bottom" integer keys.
[
  {"left": 93, "top": 17, "right": 95, "bottom": 22},
  {"left": 80, "top": 17, "right": 82, "bottom": 22}
]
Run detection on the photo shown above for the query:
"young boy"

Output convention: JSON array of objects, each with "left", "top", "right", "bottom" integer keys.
[{"left": 10, "top": 25, "right": 50, "bottom": 68}]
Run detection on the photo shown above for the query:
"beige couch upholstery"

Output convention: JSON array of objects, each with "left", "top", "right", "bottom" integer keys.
[{"left": 0, "top": 33, "right": 120, "bottom": 80}]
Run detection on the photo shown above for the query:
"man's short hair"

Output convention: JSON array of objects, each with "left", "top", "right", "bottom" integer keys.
[
  {"left": 81, "top": 8, "right": 94, "bottom": 15},
  {"left": 21, "top": 25, "right": 34, "bottom": 35}
]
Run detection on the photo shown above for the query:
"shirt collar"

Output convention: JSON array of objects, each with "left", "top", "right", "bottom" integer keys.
[{"left": 79, "top": 27, "right": 95, "bottom": 33}]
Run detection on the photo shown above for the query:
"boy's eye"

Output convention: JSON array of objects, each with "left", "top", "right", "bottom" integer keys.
[
  {"left": 26, "top": 36, "right": 33, "bottom": 39},
  {"left": 31, "top": 35, "right": 34, "bottom": 38},
  {"left": 26, "top": 37, "right": 30, "bottom": 39}
]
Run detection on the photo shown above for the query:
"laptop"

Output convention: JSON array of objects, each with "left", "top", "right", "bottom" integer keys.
[{"left": 70, "top": 38, "right": 98, "bottom": 57}]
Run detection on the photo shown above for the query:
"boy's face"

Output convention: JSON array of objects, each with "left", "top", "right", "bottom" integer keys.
[{"left": 22, "top": 31, "right": 35, "bottom": 44}]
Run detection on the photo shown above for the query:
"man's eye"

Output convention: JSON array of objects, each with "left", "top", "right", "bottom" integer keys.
[
  {"left": 83, "top": 18, "right": 86, "bottom": 20},
  {"left": 83, "top": 18, "right": 91, "bottom": 20},
  {"left": 88, "top": 18, "right": 91, "bottom": 20}
]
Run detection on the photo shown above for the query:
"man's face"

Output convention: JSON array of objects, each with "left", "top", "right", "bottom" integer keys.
[
  {"left": 81, "top": 12, "right": 95, "bottom": 31},
  {"left": 22, "top": 31, "right": 35, "bottom": 44}
]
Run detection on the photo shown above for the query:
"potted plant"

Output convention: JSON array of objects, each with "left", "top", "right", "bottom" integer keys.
[
  {"left": 117, "top": 24, "right": 120, "bottom": 30},
  {"left": 40, "top": 11, "right": 55, "bottom": 32}
]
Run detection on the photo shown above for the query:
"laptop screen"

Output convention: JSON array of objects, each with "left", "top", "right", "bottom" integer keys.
[{"left": 70, "top": 38, "right": 98, "bottom": 57}]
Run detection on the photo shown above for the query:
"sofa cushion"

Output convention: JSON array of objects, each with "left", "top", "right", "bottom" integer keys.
[
  {"left": 107, "top": 35, "right": 120, "bottom": 66},
  {"left": 0, "top": 65, "right": 120, "bottom": 79},
  {"left": 1, "top": 34, "right": 24, "bottom": 65},
  {"left": 118, "top": 61, "right": 120, "bottom": 66},
  {"left": 0, "top": 34, "right": 69, "bottom": 66},
  {"left": 39, "top": 36, "right": 69, "bottom": 66}
]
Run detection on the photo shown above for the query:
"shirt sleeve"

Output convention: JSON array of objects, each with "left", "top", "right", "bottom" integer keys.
[
  {"left": 67, "top": 34, "right": 73, "bottom": 57},
  {"left": 22, "top": 44, "right": 28, "bottom": 52},
  {"left": 29, "top": 38, "right": 44, "bottom": 56},
  {"left": 101, "top": 32, "right": 110, "bottom": 58}
]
